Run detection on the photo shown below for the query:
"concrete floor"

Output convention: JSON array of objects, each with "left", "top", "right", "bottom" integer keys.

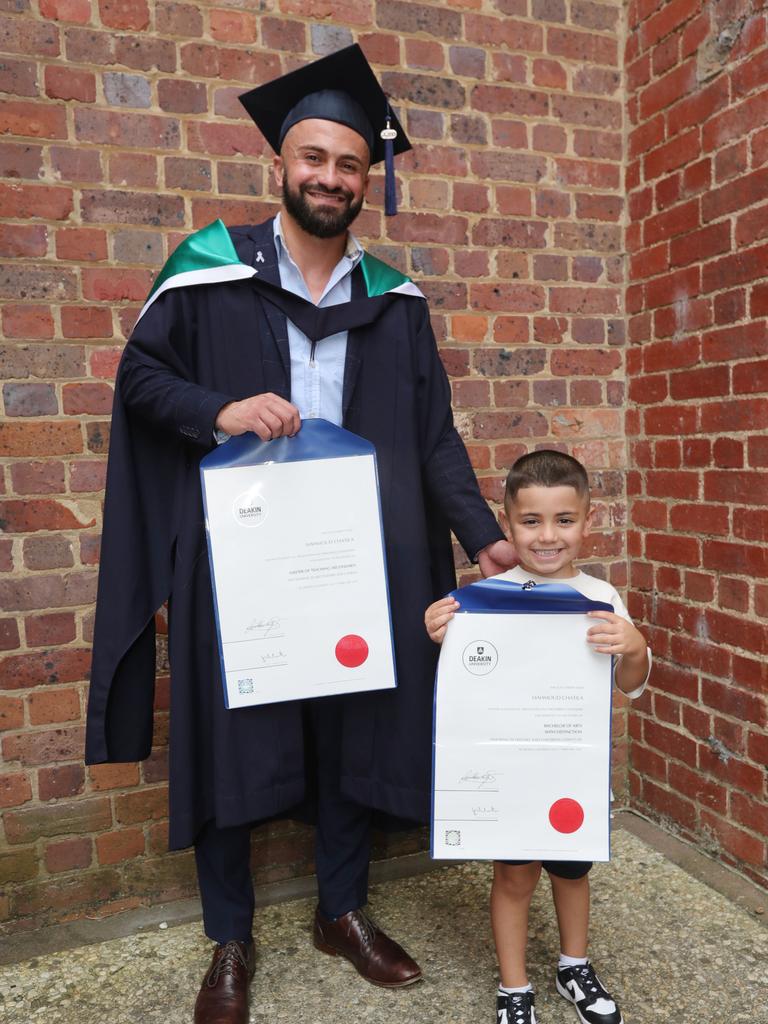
[{"left": 1, "top": 818, "right": 767, "bottom": 1024}]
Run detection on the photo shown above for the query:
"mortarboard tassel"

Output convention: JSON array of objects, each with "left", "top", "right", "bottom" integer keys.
[{"left": 382, "top": 107, "right": 398, "bottom": 216}]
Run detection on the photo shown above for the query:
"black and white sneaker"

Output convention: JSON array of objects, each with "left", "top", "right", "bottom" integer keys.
[
  {"left": 556, "top": 963, "right": 623, "bottom": 1024},
  {"left": 497, "top": 989, "right": 537, "bottom": 1024}
]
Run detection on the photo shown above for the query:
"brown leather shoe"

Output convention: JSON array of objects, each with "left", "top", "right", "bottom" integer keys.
[
  {"left": 313, "top": 907, "right": 422, "bottom": 988},
  {"left": 193, "top": 940, "right": 256, "bottom": 1024}
]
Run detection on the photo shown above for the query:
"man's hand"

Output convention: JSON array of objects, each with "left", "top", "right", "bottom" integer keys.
[
  {"left": 425, "top": 596, "right": 460, "bottom": 644},
  {"left": 215, "top": 394, "right": 301, "bottom": 441},
  {"left": 477, "top": 539, "right": 518, "bottom": 579}
]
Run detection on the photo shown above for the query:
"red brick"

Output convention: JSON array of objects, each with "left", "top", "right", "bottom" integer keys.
[
  {"left": 733, "top": 508, "right": 768, "bottom": 543},
  {"left": 56, "top": 228, "right": 107, "bottom": 262},
  {"left": 669, "top": 763, "right": 727, "bottom": 813},
  {"left": 0, "top": 223, "right": 47, "bottom": 258},
  {"left": 0, "top": 499, "right": 93, "bottom": 534},
  {"left": 49, "top": 145, "right": 102, "bottom": 184},
  {"left": 114, "top": 786, "right": 167, "bottom": 824},
  {"left": 0, "top": 647, "right": 91, "bottom": 690},
  {"left": 0, "top": 771, "right": 32, "bottom": 809},
  {"left": 25, "top": 612, "right": 76, "bottom": 648},
  {"left": 152, "top": 0, "right": 200, "bottom": 33},
  {"left": 0, "top": 14, "right": 59, "bottom": 57},
  {"left": 0, "top": 183, "right": 73, "bottom": 220},
  {"left": 0, "top": 56, "right": 37, "bottom": 97},
  {"left": 209, "top": 8, "right": 256, "bottom": 42},
  {"left": 0, "top": 141, "right": 44, "bottom": 179},
  {"left": 703, "top": 539, "right": 768, "bottom": 579},
  {"left": 44, "top": 66, "right": 95, "bottom": 103},
  {"left": 1, "top": 305, "right": 54, "bottom": 339},
  {"left": 2, "top": 725, "right": 85, "bottom": 766},
  {"left": 99, "top": 0, "right": 149, "bottom": 30},
  {"left": 548, "top": 25, "right": 617, "bottom": 65},
  {"left": 670, "top": 503, "right": 729, "bottom": 536},
  {"left": 28, "top": 688, "right": 82, "bottom": 726},
  {"left": 88, "top": 763, "right": 140, "bottom": 791},
  {"left": 700, "top": 809, "right": 766, "bottom": 866},
  {"left": 45, "top": 836, "right": 92, "bottom": 873},
  {"left": 108, "top": 152, "right": 157, "bottom": 189},
  {"left": 96, "top": 828, "right": 145, "bottom": 865},
  {"left": 641, "top": 778, "right": 698, "bottom": 831},
  {"left": 40, "top": 0, "right": 92, "bottom": 21},
  {"left": 81, "top": 268, "right": 153, "bottom": 303},
  {"left": 61, "top": 306, "right": 113, "bottom": 339},
  {"left": 0, "top": 100, "right": 68, "bottom": 139},
  {"left": 37, "top": 763, "right": 85, "bottom": 800}
]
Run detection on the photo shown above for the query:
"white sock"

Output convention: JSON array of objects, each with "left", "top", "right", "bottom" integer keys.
[
  {"left": 499, "top": 983, "right": 533, "bottom": 994},
  {"left": 559, "top": 953, "right": 588, "bottom": 969}
]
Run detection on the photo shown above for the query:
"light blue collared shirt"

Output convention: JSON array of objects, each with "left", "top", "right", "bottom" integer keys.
[{"left": 273, "top": 213, "right": 362, "bottom": 426}]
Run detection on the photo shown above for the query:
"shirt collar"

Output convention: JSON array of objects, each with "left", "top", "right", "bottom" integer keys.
[{"left": 273, "top": 212, "right": 362, "bottom": 266}]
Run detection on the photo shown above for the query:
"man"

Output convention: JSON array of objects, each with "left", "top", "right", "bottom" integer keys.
[{"left": 86, "top": 46, "right": 515, "bottom": 1024}]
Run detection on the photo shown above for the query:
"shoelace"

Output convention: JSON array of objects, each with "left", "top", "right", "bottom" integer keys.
[
  {"left": 503, "top": 992, "right": 533, "bottom": 1023},
  {"left": 347, "top": 909, "right": 378, "bottom": 950},
  {"left": 571, "top": 965, "right": 608, "bottom": 999},
  {"left": 207, "top": 942, "right": 248, "bottom": 986}
]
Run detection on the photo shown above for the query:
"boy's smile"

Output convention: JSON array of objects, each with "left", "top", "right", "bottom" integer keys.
[{"left": 502, "top": 484, "right": 593, "bottom": 579}]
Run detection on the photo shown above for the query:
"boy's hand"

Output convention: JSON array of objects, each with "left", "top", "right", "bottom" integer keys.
[
  {"left": 425, "top": 596, "right": 460, "bottom": 644},
  {"left": 586, "top": 611, "right": 645, "bottom": 657}
]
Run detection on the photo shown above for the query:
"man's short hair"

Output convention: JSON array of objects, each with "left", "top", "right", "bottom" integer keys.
[{"left": 504, "top": 449, "right": 590, "bottom": 506}]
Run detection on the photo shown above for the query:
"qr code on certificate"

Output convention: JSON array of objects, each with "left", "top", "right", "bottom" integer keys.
[
  {"left": 237, "top": 677, "right": 254, "bottom": 695},
  {"left": 445, "top": 830, "right": 461, "bottom": 847}
]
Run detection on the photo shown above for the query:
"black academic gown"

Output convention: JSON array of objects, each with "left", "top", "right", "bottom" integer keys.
[{"left": 85, "top": 218, "right": 504, "bottom": 849}]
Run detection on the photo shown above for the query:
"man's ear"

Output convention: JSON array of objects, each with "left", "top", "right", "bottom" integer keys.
[{"left": 273, "top": 155, "right": 284, "bottom": 188}]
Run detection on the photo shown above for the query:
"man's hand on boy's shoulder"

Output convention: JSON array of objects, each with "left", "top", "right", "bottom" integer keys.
[
  {"left": 477, "top": 539, "right": 517, "bottom": 578},
  {"left": 425, "top": 596, "right": 460, "bottom": 644}
]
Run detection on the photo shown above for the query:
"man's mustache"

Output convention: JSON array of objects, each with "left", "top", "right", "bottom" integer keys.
[{"left": 300, "top": 183, "right": 353, "bottom": 201}]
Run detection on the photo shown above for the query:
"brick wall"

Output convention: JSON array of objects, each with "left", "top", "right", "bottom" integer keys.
[
  {"left": 0, "top": 0, "right": 629, "bottom": 930},
  {"left": 625, "top": 0, "right": 768, "bottom": 887}
]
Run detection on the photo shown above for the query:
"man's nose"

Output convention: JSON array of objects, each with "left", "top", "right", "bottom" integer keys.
[{"left": 316, "top": 161, "right": 341, "bottom": 189}]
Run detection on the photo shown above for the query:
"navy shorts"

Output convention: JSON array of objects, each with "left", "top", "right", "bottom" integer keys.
[{"left": 497, "top": 860, "right": 592, "bottom": 879}]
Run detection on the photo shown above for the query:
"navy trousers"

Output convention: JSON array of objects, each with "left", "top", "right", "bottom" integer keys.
[{"left": 194, "top": 697, "right": 372, "bottom": 944}]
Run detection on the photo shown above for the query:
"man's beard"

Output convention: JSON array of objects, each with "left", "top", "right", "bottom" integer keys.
[{"left": 281, "top": 178, "right": 364, "bottom": 239}]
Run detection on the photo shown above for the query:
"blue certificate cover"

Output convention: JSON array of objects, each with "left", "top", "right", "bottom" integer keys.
[
  {"left": 432, "top": 578, "right": 614, "bottom": 861},
  {"left": 200, "top": 419, "right": 396, "bottom": 708}
]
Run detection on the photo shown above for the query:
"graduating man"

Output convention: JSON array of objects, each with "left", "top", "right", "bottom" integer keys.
[{"left": 86, "top": 46, "right": 515, "bottom": 1024}]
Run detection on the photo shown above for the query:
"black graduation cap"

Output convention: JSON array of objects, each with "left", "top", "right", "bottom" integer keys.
[{"left": 239, "top": 44, "right": 410, "bottom": 215}]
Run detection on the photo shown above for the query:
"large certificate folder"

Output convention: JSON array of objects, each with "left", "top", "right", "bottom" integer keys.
[
  {"left": 200, "top": 419, "right": 396, "bottom": 709},
  {"left": 432, "top": 578, "right": 614, "bottom": 861}
]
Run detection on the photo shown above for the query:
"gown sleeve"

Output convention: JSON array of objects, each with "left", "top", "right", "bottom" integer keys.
[
  {"left": 412, "top": 300, "right": 505, "bottom": 561},
  {"left": 85, "top": 289, "right": 235, "bottom": 764}
]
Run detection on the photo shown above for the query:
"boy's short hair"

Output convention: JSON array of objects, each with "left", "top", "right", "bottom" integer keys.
[{"left": 504, "top": 449, "right": 590, "bottom": 506}]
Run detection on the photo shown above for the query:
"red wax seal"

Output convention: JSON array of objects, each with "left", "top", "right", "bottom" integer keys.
[
  {"left": 335, "top": 634, "right": 369, "bottom": 668},
  {"left": 548, "top": 798, "right": 585, "bottom": 834}
]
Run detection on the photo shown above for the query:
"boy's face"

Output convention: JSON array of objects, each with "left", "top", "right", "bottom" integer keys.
[{"left": 502, "top": 484, "right": 593, "bottom": 578}]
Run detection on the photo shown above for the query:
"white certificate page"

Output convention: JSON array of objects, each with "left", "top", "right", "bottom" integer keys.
[
  {"left": 202, "top": 453, "right": 396, "bottom": 708},
  {"left": 433, "top": 611, "right": 612, "bottom": 861}
]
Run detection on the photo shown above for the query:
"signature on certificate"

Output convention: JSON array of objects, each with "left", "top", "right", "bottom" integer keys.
[
  {"left": 260, "top": 649, "right": 287, "bottom": 666},
  {"left": 472, "top": 805, "right": 499, "bottom": 817},
  {"left": 460, "top": 770, "right": 499, "bottom": 790},
  {"left": 246, "top": 617, "right": 284, "bottom": 640}
]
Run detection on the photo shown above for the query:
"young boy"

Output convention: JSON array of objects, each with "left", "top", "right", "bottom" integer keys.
[{"left": 425, "top": 450, "right": 650, "bottom": 1024}]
